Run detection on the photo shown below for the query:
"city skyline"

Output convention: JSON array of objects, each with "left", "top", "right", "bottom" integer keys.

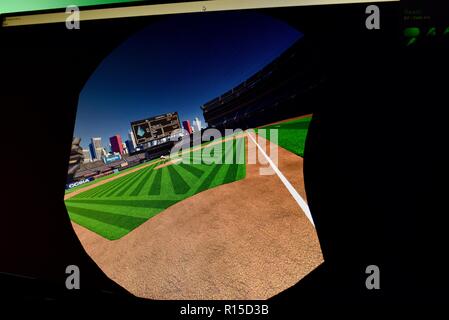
[
  {"left": 73, "top": 11, "right": 301, "bottom": 149},
  {"left": 79, "top": 113, "right": 203, "bottom": 151},
  {"left": 80, "top": 114, "right": 203, "bottom": 157}
]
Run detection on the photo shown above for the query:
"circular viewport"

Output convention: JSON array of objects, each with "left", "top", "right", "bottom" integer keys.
[{"left": 64, "top": 11, "right": 323, "bottom": 300}]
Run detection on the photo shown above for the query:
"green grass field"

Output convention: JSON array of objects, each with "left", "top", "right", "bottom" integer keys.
[
  {"left": 257, "top": 116, "right": 312, "bottom": 157},
  {"left": 64, "top": 137, "right": 246, "bottom": 240},
  {"left": 65, "top": 135, "right": 239, "bottom": 195}
]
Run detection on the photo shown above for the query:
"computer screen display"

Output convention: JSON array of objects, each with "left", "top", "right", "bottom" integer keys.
[{"left": 1, "top": 0, "right": 447, "bottom": 311}]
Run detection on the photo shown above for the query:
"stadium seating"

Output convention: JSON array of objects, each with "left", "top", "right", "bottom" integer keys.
[{"left": 201, "top": 38, "right": 322, "bottom": 130}]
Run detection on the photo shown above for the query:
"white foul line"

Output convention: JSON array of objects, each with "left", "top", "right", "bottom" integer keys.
[{"left": 247, "top": 132, "right": 315, "bottom": 227}]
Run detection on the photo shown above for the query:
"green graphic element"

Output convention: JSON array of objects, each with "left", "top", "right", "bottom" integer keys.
[
  {"left": 0, "top": 0, "right": 143, "bottom": 14},
  {"left": 404, "top": 27, "right": 420, "bottom": 38},
  {"left": 444, "top": 26, "right": 449, "bottom": 36},
  {"left": 426, "top": 27, "right": 436, "bottom": 37},
  {"left": 406, "top": 38, "right": 417, "bottom": 46},
  {"left": 404, "top": 27, "right": 420, "bottom": 46}
]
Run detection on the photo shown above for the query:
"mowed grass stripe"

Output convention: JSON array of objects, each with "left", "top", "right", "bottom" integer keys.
[
  {"left": 70, "top": 182, "right": 99, "bottom": 198},
  {"left": 96, "top": 169, "right": 145, "bottom": 195},
  {"left": 73, "top": 177, "right": 120, "bottom": 198},
  {"left": 166, "top": 164, "right": 190, "bottom": 195},
  {"left": 100, "top": 168, "right": 149, "bottom": 198},
  {"left": 90, "top": 171, "right": 140, "bottom": 198},
  {"left": 65, "top": 198, "right": 178, "bottom": 209},
  {"left": 66, "top": 205, "right": 147, "bottom": 232},
  {"left": 130, "top": 165, "right": 156, "bottom": 196},
  {"left": 65, "top": 201, "right": 156, "bottom": 218},
  {"left": 77, "top": 168, "right": 145, "bottom": 198},
  {"left": 111, "top": 167, "right": 150, "bottom": 197},
  {"left": 224, "top": 138, "right": 244, "bottom": 183},
  {"left": 72, "top": 186, "right": 100, "bottom": 199},
  {"left": 148, "top": 168, "right": 163, "bottom": 195},
  {"left": 118, "top": 165, "right": 155, "bottom": 197},
  {"left": 222, "top": 138, "right": 244, "bottom": 184},
  {"left": 223, "top": 164, "right": 239, "bottom": 184},
  {"left": 122, "top": 166, "right": 157, "bottom": 196},
  {"left": 68, "top": 212, "right": 130, "bottom": 240},
  {"left": 178, "top": 162, "right": 204, "bottom": 178},
  {"left": 75, "top": 179, "right": 120, "bottom": 198},
  {"left": 194, "top": 164, "right": 223, "bottom": 194}
]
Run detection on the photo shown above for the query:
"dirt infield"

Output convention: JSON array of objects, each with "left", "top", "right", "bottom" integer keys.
[{"left": 70, "top": 133, "right": 323, "bottom": 299}]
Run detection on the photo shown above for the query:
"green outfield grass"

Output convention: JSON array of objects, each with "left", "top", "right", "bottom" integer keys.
[
  {"left": 257, "top": 116, "right": 312, "bottom": 157},
  {"left": 64, "top": 137, "right": 246, "bottom": 240},
  {"left": 65, "top": 132, "right": 244, "bottom": 195}
]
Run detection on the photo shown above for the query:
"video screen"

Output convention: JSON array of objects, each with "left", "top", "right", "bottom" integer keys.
[{"left": 131, "top": 112, "right": 181, "bottom": 145}]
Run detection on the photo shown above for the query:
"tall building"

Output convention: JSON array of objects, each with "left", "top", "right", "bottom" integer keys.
[
  {"left": 82, "top": 149, "right": 91, "bottom": 163},
  {"left": 193, "top": 117, "right": 202, "bottom": 132},
  {"left": 182, "top": 120, "right": 193, "bottom": 135},
  {"left": 128, "top": 131, "right": 137, "bottom": 149},
  {"left": 109, "top": 134, "right": 124, "bottom": 155},
  {"left": 90, "top": 137, "right": 103, "bottom": 160},
  {"left": 89, "top": 143, "right": 95, "bottom": 160},
  {"left": 125, "top": 140, "right": 135, "bottom": 154}
]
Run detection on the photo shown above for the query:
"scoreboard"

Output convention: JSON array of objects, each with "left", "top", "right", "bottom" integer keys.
[{"left": 131, "top": 112, "right": 181, "bottom": 145}]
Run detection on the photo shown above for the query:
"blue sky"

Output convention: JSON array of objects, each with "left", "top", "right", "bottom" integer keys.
[{"left": 74, "top": 11, "right": 301, "bottom": 150}]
